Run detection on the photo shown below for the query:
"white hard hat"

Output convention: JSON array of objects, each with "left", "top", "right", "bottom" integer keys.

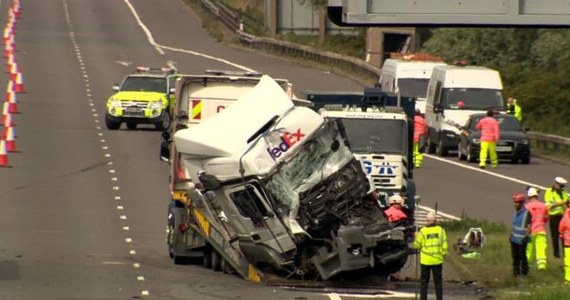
[
  {"left": 527, "top": 187, "right": 539, "bottom": 197},
  {"left": 388, "top": 195, "right": 404, "bottom": 205},
  {"left": 555, "top": 177, "right": 567, "bottom": 185}
]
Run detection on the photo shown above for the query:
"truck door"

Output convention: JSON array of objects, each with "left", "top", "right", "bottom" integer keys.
[{"left": 224, "top": 183, "right": 296, "bottom": 261}]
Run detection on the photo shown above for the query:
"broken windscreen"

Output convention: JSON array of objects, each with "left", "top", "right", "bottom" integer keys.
[
  {"left": 265, "top": 121, "right": 353, "bottom": 218},
  {"left": 339, "top": 118, "right": 406, "bottom": 155}
]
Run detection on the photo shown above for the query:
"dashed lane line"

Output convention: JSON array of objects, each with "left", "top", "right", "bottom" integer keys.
[{"left": 63, "top": 0, "right": 150, "bottom": 296}]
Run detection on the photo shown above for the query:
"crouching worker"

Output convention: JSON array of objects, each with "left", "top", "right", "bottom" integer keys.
[{"left": 385, "top": 194, "right": 408, "bottom": 223}]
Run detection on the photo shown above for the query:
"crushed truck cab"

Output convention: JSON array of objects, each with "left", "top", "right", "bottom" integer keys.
[
  {"left": 166, "top": 75, "right": 410, "bottom": 281},
  {"left": 105, "top": 67, "right": 178, "bottom": 130}
]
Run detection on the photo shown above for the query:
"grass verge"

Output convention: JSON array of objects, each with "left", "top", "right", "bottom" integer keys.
[{"left": 442, "top": 218, "right": 570, "bottom": 299}]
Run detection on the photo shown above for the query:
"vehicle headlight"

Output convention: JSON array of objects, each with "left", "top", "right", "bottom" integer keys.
[
  {"left": 520, "top": 139, "right": 529, "bottom": 145},
  {"left": 472, "top": 138, "right": 481, "bottom": 145},
  {"left": 149, "top": 101, "right": 162, "bottom": 110},
  {"left": 108, "top": 98, "right": 122, "bottom": 108}
]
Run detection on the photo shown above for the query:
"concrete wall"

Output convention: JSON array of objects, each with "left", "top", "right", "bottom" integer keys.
[{"left": 265, "top": 0, "right": 356, "bottom": 35}]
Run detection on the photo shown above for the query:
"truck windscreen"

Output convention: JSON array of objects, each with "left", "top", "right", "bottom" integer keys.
[
  {"left": 340, "top": 118, "right": 406, "bottom": 154},
  {"left": 265, "top": 122, "right": 353, "bottom": 214},
  {"left": 442, "top": 88, "right": 504, "bottom": 110},
  {"left": 397, "top": 78, "right": 429, "bottom": 98}
]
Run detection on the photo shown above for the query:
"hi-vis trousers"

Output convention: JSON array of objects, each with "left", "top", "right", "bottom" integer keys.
[
  {"left": 414, "top": 143, "right": 423, "bottom": 167},
  {"left": 479, "top": 141, "right": 498, "bottom": 168},
  {"left": 564, "top": 246, "right": 570, "bottom": 282},
  {"left": 527, "top": 233, "right": 547, "bottom": 270}
]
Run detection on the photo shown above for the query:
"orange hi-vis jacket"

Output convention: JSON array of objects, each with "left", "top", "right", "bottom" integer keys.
[
  {"left": 385, "top": 205, "right": 408, "bottom": 222},
  {"left": 559, "top": 209, "right": 570, "bottom": 247},
  {"left": 413, "top": 115, "right": 428, "bottom": 143},
  {"left": 525, "top": 200, "right": 549, "bottom": 234},
  {"left": 476, "top": 116, "right": 500, "bottom": 142}
]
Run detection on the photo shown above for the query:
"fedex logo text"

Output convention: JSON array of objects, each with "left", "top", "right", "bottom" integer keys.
[{"left": 266, "top": 129, "right": 305, "bottom": 159}]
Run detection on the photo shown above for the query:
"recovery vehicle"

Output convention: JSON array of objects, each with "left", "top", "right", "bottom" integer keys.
[
  {"left": 304, "top": 88, "right": 418, "bottom": 213},
  {"left": 160, "top": 75, "right": 411, "bottom": 282}
]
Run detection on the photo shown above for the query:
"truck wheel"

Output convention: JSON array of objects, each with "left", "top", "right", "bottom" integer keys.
[
  {"left": 155, "top": 111, "right": 171, "bottom": 131},
  {"left": 221, "top": 258, "right": 234, "bottom": 274},
  {"left": 457, "top": 143, "right": 466, "bottom": 161},
  {"left": 173, "top": 254, "right": 186, "bottom": 265},
  {"left": 211, "top": 250, "right": 222, "bottom": 271},
  {"left": 202, "top": 247, "right": 212, "bottom": 269},
  {"left": 521, "top": 156, "right": 530, "bottom": 164},
  {"left": 436, "top": 137, "right": 448, "bottom": 156},
  {"left": 126, "top": 122, "right": 137, "bottom": 130},
  {"left": 105, "top": 117, "right": 121, "bottom": 130}
]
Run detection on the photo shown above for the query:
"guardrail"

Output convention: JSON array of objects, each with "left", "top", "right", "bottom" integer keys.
[
  {"left": 527, "top": 131, "right": 570, "bottom": 154},
  {"left": 198, "top": 0, "right": 570, "bottom": 156}
]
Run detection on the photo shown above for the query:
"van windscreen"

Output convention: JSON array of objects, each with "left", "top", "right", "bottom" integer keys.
[
  {"left": 442, "top": 88, "right": 503, "bottom": 110},
  {"left": 397, "top": 78, "right": 429, "bottom": 99}
]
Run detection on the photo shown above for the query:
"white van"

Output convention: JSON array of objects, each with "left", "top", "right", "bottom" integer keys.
[
  {"left": 379, "top": 54, "right": 446, "bottom": 114},
  {"left": 424, "top": 65, "right": 504, "bottom": 156}
]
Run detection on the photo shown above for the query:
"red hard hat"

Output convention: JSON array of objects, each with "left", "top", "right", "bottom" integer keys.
[{"left": 513, "top": 193, "right": 526, "bottom": 203}]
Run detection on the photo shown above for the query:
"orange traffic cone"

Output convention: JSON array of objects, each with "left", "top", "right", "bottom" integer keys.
[
  {"left": 3, "top": 100, "right": 16, "bottom": 114},
  {"left": 14, "top": 72, "right": 23, "bottom": 93},
  {"left": 3, "top": 113, "right": 13, "bottom": 127},
  {"left": 5, "top": 126, "right": 15, "bottom": 152},
  {"left": 8, "top": 63, "right": 18, "bottom": 80},
  {"left": 0, "top": 140, "right": 8, "bottom": 167}
]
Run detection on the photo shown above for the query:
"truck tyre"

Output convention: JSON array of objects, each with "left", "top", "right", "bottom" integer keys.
[
  {"left": 221, "top": 258, "right": 234, "bottom": 274},
  {"left": 211, "top": 250, "right": 222, "bottom": 271},
  {"left": 202, "top": 247, "right": 212, "bottom": 269},
  {"left": 105, "top": 117, "right": 121, "bottom": 130},
  {"left": 155, "top": 111, "right": 171, "bottom": 131},
  {"left": 126, "top": 122, "right": 137, "bottom": 130},
  {"left": 521, "top": 156, "right": 530, "bottom": 164},
  {"left": 173, "top": 254, "right": 186, "bottom": 265},
  {"left": 436, "top": 136, "right": 449, "bottom": 157}
]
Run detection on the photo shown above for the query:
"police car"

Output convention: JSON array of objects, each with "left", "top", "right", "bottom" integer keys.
[{"left": 105, "top": 67, "right": 179, "bottom": 130}]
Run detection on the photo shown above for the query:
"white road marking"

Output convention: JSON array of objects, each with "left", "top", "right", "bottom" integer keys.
[
  {"left": 425, "top": 154, "right": 547, "bottom": 190},
  {"left": 328, "top": 291, "right": 417, "bottom": 299},
  {"left": 122, "top": 0, "right": 255, "bottom": 72}
]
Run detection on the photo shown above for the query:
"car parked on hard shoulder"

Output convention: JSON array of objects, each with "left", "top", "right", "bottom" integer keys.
[
  {"left": 105, "top": 66, "right": 178, "bottom": 130},
  {"left": 457, "top": 113, "right": 531, "bottom": 164}
]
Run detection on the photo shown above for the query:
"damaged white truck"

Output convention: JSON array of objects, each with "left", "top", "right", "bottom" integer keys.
[{"left": 160, "top": 74, "right": 411, "bottom": 282}]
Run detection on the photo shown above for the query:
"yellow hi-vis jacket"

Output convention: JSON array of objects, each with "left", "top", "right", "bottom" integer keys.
[
  {"left": 545, "top": 187, "right": 569, "bottom": 216},
  {"left": 414, "top": 225, "right": 448, "bottom": 265}
]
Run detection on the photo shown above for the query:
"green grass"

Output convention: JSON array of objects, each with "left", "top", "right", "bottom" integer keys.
[{"left": 442, "top": 218, "right": 570, "bottom": 299}]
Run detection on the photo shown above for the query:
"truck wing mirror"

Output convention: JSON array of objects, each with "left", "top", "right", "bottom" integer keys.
[{"left": 112, "top": 84, "right": 120, "bottom": 92}]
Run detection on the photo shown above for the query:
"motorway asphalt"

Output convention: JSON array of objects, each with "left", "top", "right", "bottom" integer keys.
[{"left": 0, "top": 0, "right": 568, "bottom": 299}]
